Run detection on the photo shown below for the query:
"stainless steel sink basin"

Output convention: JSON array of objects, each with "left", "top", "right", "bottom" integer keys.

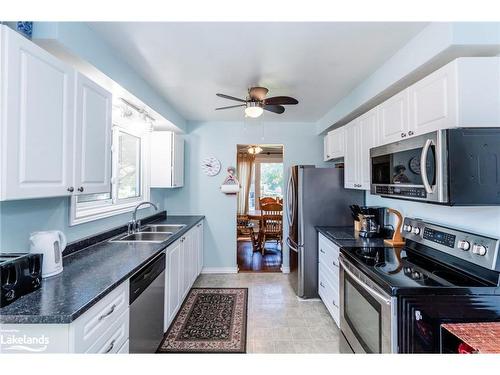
[
  {"left": 143, "top": 224, "right": 186, "bottom": 233},
  {"left": 110, "top": 232, "right": 172, "bottom": 243}
]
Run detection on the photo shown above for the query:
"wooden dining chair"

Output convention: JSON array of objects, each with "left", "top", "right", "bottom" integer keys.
[
  {"left": 260, "top": 202, "right": 283, "bottom": 254},
  {"left": 259, "top": 196, "right": 276, "bottom": 207}
]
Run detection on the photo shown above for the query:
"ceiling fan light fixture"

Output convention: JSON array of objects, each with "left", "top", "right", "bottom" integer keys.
[
  {"left": 244, "top": 102, "right": 263, "bottom": 118},
  {"left": 247, "top": 145, "right": 263, "bottom": 155}
]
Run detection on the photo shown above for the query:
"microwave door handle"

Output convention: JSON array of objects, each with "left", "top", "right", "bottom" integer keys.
[
  {"left": 339, "top": 258, "right": 391, "bottom": 305},
  {"left": 420, "top": 139, "right": 434, "bottom": 194}
]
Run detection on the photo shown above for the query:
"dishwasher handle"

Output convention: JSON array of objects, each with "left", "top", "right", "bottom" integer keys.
[{"left": 129, "top": 252, "right": 165, "bottom": 304}]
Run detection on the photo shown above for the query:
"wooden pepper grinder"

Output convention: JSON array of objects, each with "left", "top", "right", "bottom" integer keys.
[{"left": 384, "top": 208, "right": 406, "bottom": 247}]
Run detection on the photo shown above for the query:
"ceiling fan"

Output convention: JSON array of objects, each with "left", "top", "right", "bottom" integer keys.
[{"left": 215, "top": 86, "right": 298, "bottom": 118}]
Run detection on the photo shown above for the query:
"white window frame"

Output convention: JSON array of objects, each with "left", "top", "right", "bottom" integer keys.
[{"left": 69, "top": 125, "right": 151, "bottom": 226}]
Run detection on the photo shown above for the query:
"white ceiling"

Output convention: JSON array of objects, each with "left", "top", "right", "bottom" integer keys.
[{"left": 88, "top": 22, "right": 428, "bottom": 123}]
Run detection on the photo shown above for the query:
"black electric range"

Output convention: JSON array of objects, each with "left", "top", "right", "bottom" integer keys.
[{"left": 338, "top": 217, "right": 500, "bottom": 354}]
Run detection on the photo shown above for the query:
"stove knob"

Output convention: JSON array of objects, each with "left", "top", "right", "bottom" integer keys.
[
  {"left": 411, "top": 227, "right": 421, "bottom": 235},
  {"left": 472, "top": 244, "right": 487, "bottom": 256},
  {"left": 403, "top": 224, "right": 413, "bottom": 233},
  {"left": 457, "top": 240, "right": 471, "bottom": 251}
]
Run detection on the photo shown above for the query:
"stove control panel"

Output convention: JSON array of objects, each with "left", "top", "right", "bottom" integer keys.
[{"left": 403, "top": 217, "right": 500, "bottom": 271}]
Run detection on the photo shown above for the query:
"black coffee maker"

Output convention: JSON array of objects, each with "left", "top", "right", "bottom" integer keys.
[{"left": 357, "top": 206, "right": 387, "bottom": 238}]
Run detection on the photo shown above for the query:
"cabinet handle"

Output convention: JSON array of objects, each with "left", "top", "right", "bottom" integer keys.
[
  {"left": 67, "top": 187, "right": 74, "bottom": 192},
  {"left": 98, "top": 304, "right": 116, "bottom": 321},
  {"left": 105, "top": 339, "right": 116, "bottom": 353},
  {"left": 320, "top": 249, "right": 325, "bottom": 254},
  {"left": 408, "top": 131, "right": 414, "bottom": 136},
  {"left": 401, "top": 133, "right": 407, "bottom": 138},
  {"left": 77, "top": 186, "right": 84, "bottom": 192},
  {"left": 320, "top": 282, "right": 325, "bottom": 288},
  {"left": 333, "top": 261, "right": 339, "bottom": 268},
  {"left": 332, "top": 299, "right": 338, "bottom": 308}
]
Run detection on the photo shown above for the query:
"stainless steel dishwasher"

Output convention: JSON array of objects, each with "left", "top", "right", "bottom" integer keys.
[{"left": 129, "top": 252, "right": 165, "bottom": 353}]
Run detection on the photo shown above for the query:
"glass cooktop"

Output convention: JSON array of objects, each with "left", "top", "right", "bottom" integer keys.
[{"left": 341, "top": 246, "right": 491, "bottom": 289}]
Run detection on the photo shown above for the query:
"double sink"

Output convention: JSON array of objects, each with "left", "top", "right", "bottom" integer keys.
[{"left": 110, "top": 224, "right": 186, "bottom": 243}]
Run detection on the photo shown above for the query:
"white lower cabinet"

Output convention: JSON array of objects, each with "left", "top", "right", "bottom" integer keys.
[
  {"left": 0, "top": 280, "right": 130, "bottom": 354},
  {"left": 318, "top": 233, "right": 340, "bottom": 328},
  {"left": 164, "top": 222, "right": 204, "bottom": 332}
]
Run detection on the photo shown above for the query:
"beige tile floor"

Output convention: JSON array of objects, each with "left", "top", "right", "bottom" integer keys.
[{"left": 193, "top": 272, "right": 341, "bottom": 354}]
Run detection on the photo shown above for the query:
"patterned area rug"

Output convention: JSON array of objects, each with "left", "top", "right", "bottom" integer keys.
[{"left": 157, "top": 288, "right": 248, "bottom": 353}]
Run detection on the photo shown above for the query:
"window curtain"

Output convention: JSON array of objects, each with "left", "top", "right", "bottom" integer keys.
[{"left": 237, "top": 153, "right": 255, "bottom": 215}]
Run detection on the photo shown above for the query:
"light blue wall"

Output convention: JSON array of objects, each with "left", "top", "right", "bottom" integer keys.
[
  {"left": 163, "top": 120, "right": 325, "bottom": 270},
  {"left": 0, "top": 190, "right": 165, "bottom": 252},
  {"left": 366, "top": 193, "right": 500, "bottom": 238},
  {"left": 32, "top": 22, "right": 187, "bottom": 132}
]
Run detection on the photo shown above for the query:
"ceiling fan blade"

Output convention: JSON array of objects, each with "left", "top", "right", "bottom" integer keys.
[
  {"left": 264, "top": 96, "right": 299, "bottom": 105},
  {"left": 216, "top": 93, "right": 247, "bottom": 103},
  {"left": 264, "top": 104, "right": 285, "bottom": 114},
  {"left": 215, "top": 104, "right": 247, "bottom": 110}
]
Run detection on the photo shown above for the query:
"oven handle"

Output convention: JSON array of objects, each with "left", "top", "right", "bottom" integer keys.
[
  {"left": 339, "top": 257, "right": 391, "bottom": 305},
  {"left": 420, "top": 138, "right": 433, "bottom": 194}
]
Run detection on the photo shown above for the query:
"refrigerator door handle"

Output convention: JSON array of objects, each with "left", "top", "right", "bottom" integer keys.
[
  {"left": 286, "top": 236, "right": 302, "bottom": 251},
  {"left": 286, "top": 173, "right": 294, "bottom": 227}
]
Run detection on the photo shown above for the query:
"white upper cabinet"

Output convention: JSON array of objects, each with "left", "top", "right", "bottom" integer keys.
[
  {"left": 378, "top": 88, "right": 410, "bottom": 145},
  {"left": 343, "top": 108, "right": 378, "bottom": 190},
  {"left": 73, "top": 73, "right": 112, "bottom": 195},
  {"left": 323, "top": 127, "right": 345, "bottom": 161},
  {"left": 0, "top": 26, "right": 113, "bottom": 201},
  {"left": 150, "top": 131, "right": 184, "bottom": 188},
  {"left": 0, "top": 26, "right": 75, "bottom": 200},
  {"left": 343, "top": 120, "right": 358, "bottom": 189},
  {"left": 357, "top": 108, "right": 378, "bottom": 189},
  {"left": 409, "top": 61, "right": 456, "bottom": 136}
]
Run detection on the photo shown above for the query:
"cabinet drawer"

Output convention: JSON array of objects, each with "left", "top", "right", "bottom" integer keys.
[
  {"left": 71, "top": 281, "right": 129, "bottom": 353},
  {"left": 318, "top": 263, "right": 340, "bottom": 327},
  {"left": 318, "top": 234, "right": 339, "bottom": 270},
  {"left": 86, "top": 309, "right": 129, "bottom": 353}
]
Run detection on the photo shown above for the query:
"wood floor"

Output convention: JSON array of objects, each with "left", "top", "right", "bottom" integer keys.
[{"left": 237, "top": 240, "right": 282, "bottom": 272}]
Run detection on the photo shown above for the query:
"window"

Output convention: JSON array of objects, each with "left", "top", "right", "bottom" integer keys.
[
  {"left": 116, "top": 131, "right": 141, "bottom": 200},
  {"left": 70, "top": 125, "right": 150, "bottom": 225},
  {"left": 260, "top": 163, "right": 283, "bottom": 199}
]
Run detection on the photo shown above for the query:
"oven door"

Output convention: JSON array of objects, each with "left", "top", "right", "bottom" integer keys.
[
  {"left": 339, "top": 254, "right": 397, "bottom": 353},
  {"left": 370, "top": 130, "right": 448, "bottom": 203}
]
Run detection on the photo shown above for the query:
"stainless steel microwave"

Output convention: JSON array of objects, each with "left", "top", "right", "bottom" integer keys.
[{"left": 370, "top": 128, "right": 500, "bottom": 205}]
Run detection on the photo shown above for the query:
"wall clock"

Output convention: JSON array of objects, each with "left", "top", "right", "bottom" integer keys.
[{"left": 201, "top": 157, "right": 222, "bottom": 176}]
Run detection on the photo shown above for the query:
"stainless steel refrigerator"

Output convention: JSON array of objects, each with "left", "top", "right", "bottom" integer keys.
[{"left": 285, "top": 166, "right": 364, "bottom": 298}]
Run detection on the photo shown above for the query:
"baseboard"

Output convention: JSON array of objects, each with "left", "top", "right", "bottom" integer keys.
[
  {"left": 201, "top": 267, "right": 238, "bottom": 274},
  {"left": 281, "top": 266, "right": 290, "bottom": 274}
]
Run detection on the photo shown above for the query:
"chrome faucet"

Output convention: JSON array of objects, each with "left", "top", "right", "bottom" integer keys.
[{"left": 128, "top": 201, "right": 158, "bottom": 234}]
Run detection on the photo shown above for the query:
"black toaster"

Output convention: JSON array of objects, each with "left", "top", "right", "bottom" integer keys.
[{"left": 0, "top": 253, "right": 43, "bottom": 307}]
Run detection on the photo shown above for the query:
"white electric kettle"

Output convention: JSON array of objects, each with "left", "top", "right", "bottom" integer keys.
[{"left": 29, "top": 231, "right": 67, "bottom": 278}]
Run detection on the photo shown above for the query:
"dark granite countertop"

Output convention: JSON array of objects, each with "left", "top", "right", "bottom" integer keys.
[
  {"left": 315, "top": 226, "right": 388, "bottom": 248},
  {"left": 0, "top": 215, "right": 204, "bottom": 324}
]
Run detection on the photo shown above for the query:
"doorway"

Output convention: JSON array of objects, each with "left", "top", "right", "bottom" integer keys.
[{"left": 236, "top": 144, "right": 284, "bottom": 272}]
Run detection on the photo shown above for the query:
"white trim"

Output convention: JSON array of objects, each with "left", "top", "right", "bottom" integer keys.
[
  {"left": 201, "top": 267, "right": 238, "bottom": 274},
  {"left": 281, "top": 266, "right": 290, "bottom": 274},
  {"left": 69, "top": 126, "right": 151, "bottom": 226}
]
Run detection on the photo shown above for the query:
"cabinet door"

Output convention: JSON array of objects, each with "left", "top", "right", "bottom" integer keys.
[
  {"left": 343, "top": 121, "right": 358, "bottom": 189},
  {"left": 197, "top": 222, "right": 204, "bottom": 276},
  {"left": 409, "top": 62, "right": 456, "bottom": 137},
  {"left": 325, "top": 128, "right": 345, "bottom": 160},
  {"left": 73, "top": 73, "right": 112, "bottom": 195},
  {"left": 1, "top": 27, "right": 75, "bottom": 200},
  {"left": 166, "top": 240, "right": 181, "bottom": 328},
  {"left": 358, "top": 109, "right": 378, "bottom": 190},
  {"left": 379, "top": 88, "right": 410, "bottom": 145},
  {"left": 172, "top": 134, "right": 184, "bottom": 188}
]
